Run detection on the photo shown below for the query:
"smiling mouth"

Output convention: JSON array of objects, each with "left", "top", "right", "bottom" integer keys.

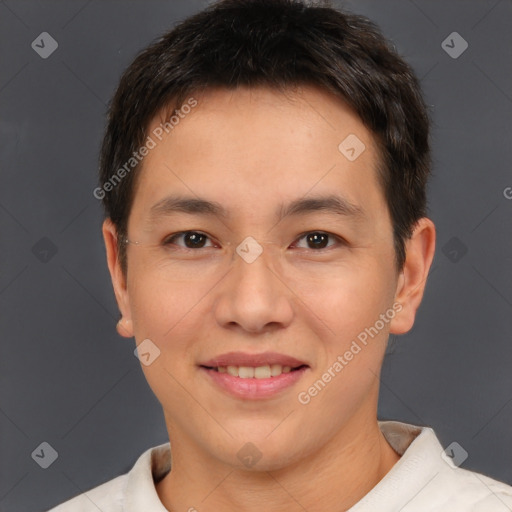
[{"left": 200, "top": 364, "right": 308, "bottom": 379}]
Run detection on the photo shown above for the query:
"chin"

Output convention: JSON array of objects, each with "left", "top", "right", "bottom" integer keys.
[{"left": 212, "top": 431, "right": 314, "bottom": 472}]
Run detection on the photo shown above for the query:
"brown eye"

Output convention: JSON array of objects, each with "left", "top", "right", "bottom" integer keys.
[
  {"left": 163, "top": 231, "right": 213, "bottom": 249},
  {"left": 294, "top": 231, "right": 343, "bottom": 250},
  {"left": 306, "top": 232, "right": 329, "bottom": 249}
]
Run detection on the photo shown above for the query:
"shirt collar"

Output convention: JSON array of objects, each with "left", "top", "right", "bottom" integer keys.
[
  {"left": 123, "top": 442, "right": 171, "bottom": 511},
  {"left": 348, "top": 421, "right": 443, "bottom": 511},
  {"left": 122, "top": 421, "right": 439, "bottom": 511}
]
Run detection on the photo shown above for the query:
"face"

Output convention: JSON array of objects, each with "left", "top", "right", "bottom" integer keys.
[{"left": 104, "top": 85, "right": 424, "bottom": 470}]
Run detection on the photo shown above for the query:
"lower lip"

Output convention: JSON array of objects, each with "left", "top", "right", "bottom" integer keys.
[{"left": 200, "top": 366, "right": 309, "bottom": 399}]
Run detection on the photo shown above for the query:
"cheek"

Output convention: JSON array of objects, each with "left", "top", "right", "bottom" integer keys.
[
  {"left": 295, "top": 270, "right": 393, "bottom": 420},
  {"left": 128, "top": 270, "right": 203, "bottom": 410},
  {"left": 301, "top": 259, "right": 394, "bottom": 340},
  {"left": 127, "top": 256, "right": 208, "bottom": 338},
  {"left": 127, "top": 260, "right": 218, "bottom": 379}
]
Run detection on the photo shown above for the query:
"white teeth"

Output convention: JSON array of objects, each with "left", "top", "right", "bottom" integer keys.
[
  {"left": 215, "top": 364, "right": 297, "bottom": 378},
  {"left": 227, "top": 366, "right": 238, "bottom": 377},
  {"left": 238, "top": 366, "right": 255, "bottom": 379},
  {"left": 270, "top": 364, "right": 282, "bottom": 376},
  {"left": 254, "top": 365, "right": 271, "bottom": 379}
]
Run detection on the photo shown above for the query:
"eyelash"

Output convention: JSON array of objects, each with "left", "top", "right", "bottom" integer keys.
[{"left": 161, "top": 230, "right": 346, "bottom": 251}]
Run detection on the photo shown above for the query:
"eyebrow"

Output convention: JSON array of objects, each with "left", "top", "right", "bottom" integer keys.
[{"left": 147, "top": 193, "right": 366, "bottom": 224}]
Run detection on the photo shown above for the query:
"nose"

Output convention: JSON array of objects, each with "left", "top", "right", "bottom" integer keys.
[{"left": 213, "top": 242, "right": 294, "bottom": 334}]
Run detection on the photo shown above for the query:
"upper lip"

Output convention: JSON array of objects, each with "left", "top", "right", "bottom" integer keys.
[{"left": 200, "top": 351, "right": 309, "bottom": 368}]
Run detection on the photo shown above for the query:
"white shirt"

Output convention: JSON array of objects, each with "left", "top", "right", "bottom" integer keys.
[{"left": 47, "top": 421, "right": 512, "bottom": 511}]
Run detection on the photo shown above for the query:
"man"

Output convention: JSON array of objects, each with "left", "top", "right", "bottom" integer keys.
[{"left": 50, "top": 0, "right": 512, "bottom": 510}]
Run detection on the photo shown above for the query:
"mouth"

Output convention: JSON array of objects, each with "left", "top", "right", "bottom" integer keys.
[
  {"left": 198, "top": 352, "right": 310, "bottom": 399},
  {"left": 200, "top": 363, "right": 308, "bottom": 378}
]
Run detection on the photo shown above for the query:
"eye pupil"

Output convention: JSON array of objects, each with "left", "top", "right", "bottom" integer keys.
[
  {"left": 307, "top": 232, "right": 329, "bottom": 249},
  {"left": 185, "top": 232, "right": 206, "bottom": 248}
]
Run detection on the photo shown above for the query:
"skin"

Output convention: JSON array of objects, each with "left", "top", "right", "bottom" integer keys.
[{"left": 103, "top": 85, "right": 436, "bottom": 512}]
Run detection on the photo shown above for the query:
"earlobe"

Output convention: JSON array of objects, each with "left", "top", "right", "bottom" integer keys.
[
  {"left": 102, "top": 219, "right": 134, "bottom": 338},
  {"left": 390, "top": 217, "right": 436, "bottom": 335},
  {"left": 116, "top": 317, "right": 134, "bottom": 338}
]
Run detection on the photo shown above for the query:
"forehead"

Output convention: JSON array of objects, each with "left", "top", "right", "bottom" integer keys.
[{"left": 129, "top": 85, "right": 387, "bottom": 230}]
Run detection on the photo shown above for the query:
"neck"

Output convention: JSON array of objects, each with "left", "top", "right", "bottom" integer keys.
[{"left": 156, "top": 412, "right": 400, "bottom": 512}]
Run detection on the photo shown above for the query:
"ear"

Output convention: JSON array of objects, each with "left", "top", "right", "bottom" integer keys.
[
  {"left": 389, "top": 217, "right": 436, "bottom": 335},
  {"left": 102, "top": 218, "right": 134, "bottom": 338}
]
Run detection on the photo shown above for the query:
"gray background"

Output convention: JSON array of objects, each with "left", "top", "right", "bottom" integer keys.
[{"left": 1, "top": 0, "right": 511, "bottom": 510}]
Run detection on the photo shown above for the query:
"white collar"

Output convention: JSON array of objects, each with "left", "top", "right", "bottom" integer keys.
[{"left": 122, "top": 420, "right": 438, "bottom": 511}]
